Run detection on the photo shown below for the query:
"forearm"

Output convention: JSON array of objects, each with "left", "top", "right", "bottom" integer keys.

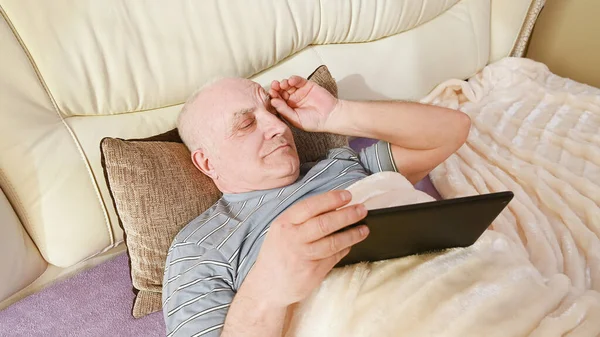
[
  {"left": 324, "top": 100, "right": 470, "bottom": 151},
  {"left": 222, "top": 284, "right": 288, "bottom": 337}
]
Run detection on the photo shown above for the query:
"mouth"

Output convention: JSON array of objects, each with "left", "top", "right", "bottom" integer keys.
[{"left": 266, "top": 144, "right": 290, "bottom": 156}]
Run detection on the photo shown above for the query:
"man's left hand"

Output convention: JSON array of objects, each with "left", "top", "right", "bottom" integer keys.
[{"left": 269, "top": 76, "right": 339, "bottom": 132}]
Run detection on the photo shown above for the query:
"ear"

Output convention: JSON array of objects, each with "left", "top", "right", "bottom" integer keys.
[{"left": 191, "top": 148, "right": 217, "bottom": 179}]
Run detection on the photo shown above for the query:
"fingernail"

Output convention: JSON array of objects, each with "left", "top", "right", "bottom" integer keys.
[
  {"left": 359, "top": 225, "right": 369, "bottom": 236},
  {"left": 341, "top": 190, "right": 352, "bottom": 202},
  {"left": 355, "top": 204, "right": 367, "bottom": 216}
]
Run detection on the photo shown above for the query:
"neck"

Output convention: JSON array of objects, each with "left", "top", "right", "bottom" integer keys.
[{"left": 214, "top": 175, "right": 299, "bottom": 195}]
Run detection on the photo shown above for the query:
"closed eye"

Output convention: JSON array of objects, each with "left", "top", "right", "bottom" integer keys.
[{"left": 240, "top": 118, "right": 255, "bottom": 130}]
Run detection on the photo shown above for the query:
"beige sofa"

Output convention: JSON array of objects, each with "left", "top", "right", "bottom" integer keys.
[{"left": 0, "top": 0, "right": 541, "bottom": 309}]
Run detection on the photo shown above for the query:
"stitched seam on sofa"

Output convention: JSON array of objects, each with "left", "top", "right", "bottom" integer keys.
[
  {"left": 0, "top": 5, "right": 115, "bottom": 251},
  {"left": 0, "top": 5, "right": 62, "bottom": 116},
  {"left": 310, "top": 46, "right": 327, "bottom": 68},
  {"left": 0, "top": 9, "right": 48, "bottom": 250},
  {"left": 510, "top": 0, "right": 546, "bottom": 57},
  {"left": 0, "top": 5, "right": 181, "bottom": 118}
]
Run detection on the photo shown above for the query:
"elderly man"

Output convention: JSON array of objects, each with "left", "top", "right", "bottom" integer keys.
[{"left": 163, "top": 75, "right": 470, "bottom": 337}]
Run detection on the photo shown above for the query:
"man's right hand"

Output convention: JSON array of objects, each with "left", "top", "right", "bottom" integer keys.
[{"left": 241, "top": 190, "right": 369, "bottom": 308}]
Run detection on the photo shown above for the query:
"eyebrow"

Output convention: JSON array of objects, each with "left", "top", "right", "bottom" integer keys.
[{"left": 233, "top": 107, "right": 255, "bottom": 119}]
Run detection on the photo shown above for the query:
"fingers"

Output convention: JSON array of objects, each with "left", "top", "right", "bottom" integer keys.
[
  {"left": 299, "top": 204, "right": 367, "bottom": 243},
  {"left": 275, "top": 76, "right": 307, "bottom": 90},
  {"left": 280, "top": 80, "right": 293, "bottom": 101},
  {"left": 271, "top": 98, "right": 298, "bottom": 124},
  {"left": 270, "top": 80, "right": 291, "bottom": 100},
  {"left": 288, "top": 76, "right": 307, "bottom": 88},
  {"left": 281, "top": 190, "right": 353, "bottom": 225},
  {"left": 270, "top": 80, "right": 281, "bottom": 92},
  {"left": 333, "top": 247, "right": 351, "bottom": 264},
  {"left": 270, "top": 76, "right": 308, "bottom": 101},
  {"left": 268, "top": 88, "right": 280, "bottom": 99},
  {"left": 304, "top": 225, "right": 369, "bottom": 260},
  {"left": 270, "top": 97, "right": 286, "bottom": 110},
  {"left": 282, "top": 77, "right": 305, "bottom": 92}
]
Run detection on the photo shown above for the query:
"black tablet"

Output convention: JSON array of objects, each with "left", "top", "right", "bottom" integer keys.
[{"left": 335, "top": 191, "right": 514, "bottom": 267}]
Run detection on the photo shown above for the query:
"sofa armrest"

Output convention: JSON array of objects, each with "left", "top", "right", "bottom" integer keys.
[{"left": 0, "top": 187, "right": 47, "bottom": 302}]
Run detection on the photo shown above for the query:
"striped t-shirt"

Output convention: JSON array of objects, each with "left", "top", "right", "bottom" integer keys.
[{"left": 162, "top": 141, "right": 397, "bottom": 337}]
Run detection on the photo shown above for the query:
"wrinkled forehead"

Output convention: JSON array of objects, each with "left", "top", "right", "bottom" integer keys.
[{"left": 212, "top": 78, "right": 268, "bottom": 112}]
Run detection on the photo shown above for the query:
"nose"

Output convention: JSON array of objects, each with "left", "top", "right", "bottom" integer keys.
[{"left": 262, "top": 110, "right": 288, "bottom": 139}]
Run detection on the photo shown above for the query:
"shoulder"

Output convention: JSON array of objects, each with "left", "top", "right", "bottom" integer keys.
[
  {"left": 172, "top": 198, "right": 233, "bottom": 246},
  {"left": 326, "top": 146, "right": 359, "bottom": 160}
]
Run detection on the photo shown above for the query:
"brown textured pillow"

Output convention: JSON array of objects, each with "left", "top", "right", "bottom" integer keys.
[
  {"left": 100, "top": 65, "right": 346, "bottom": 318},
  {"left": 101, "top": 139, "right": 220, "bottom": 318}
]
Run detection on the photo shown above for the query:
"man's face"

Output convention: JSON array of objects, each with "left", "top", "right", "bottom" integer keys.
[{"left": 194, "top": 78, "right": 300, "bottom": 193}]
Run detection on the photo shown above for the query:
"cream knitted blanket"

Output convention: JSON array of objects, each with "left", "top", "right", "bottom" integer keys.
[{"left": 285, "top": 58, "right": 600, "bottom": 337}]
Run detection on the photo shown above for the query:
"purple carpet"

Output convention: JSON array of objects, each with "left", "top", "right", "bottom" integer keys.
[
  {"left": 0, "top": 138, "right": 441, "bottom": 337},
  {"left": 0, "top": 253, "right": 165, "bottom": 337}
]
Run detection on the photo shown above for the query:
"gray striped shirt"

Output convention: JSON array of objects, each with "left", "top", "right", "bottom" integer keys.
[{"left": 163, "top": 141, "right": 397, "bottom": 337}]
